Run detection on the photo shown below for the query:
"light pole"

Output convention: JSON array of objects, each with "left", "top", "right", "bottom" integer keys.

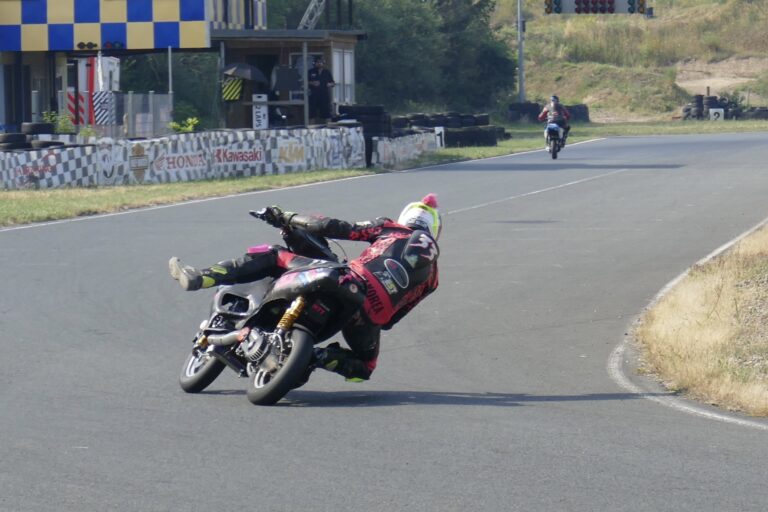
[{"left": 517, "top": 0, "right": 526, "bottom": 103}]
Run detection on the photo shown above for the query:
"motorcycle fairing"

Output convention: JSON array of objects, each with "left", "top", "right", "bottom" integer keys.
[
  {"left": 247, "top": 262, "right": 366, "bottom": 342},
  {"left": 210, "top": 279, "right": 274, "bottom": 318}
]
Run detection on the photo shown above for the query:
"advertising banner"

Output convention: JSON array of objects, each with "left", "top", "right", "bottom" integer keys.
[{"left": 1, "top": 126, "right": 366, "bottom": 190}]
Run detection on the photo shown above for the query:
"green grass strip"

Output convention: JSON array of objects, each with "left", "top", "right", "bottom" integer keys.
[{"left": 0, "top": 169, "right": 370, "bottom": 227}]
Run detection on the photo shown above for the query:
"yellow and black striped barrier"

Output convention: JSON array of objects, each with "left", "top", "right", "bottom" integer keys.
[{"left": 222, "top": 78, "right": 244, "bottom": 101}]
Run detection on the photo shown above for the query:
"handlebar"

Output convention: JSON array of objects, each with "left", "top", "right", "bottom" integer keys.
[
  {"left": 249, "top": 209, "right": 268, "bottom": 221},
  {"left": 248, "top": 208, "right": 342, "bottom": 263}
]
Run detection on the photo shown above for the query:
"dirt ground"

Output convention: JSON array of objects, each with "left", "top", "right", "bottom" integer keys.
[
  {"left": 675, "top": 56, "right": 768, "bottom": 105},
  {"left": 588, "top": 57, "right": 768, "bottom": 123}
]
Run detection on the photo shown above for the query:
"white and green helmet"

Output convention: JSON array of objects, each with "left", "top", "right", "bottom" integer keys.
[{"left": 397, "top": 193, "right": 442, "bottom": 240}]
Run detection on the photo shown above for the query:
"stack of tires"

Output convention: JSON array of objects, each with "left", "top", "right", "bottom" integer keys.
[
  {"left": 741, "top": 107, "right": 768, "bottom": 120},
  {"left": 681, "top": 95, "right": 744, "bottom": 120},
  {"left": 0, "top": 122, "right": 63, "bottom": 152},
  {"left": 444, "top": 125, "right": 505, "bottom": 147},
  {"left": 693, "top": 95, "right": 705, "bottom": 119},
  {"left": 391, "top": 115, "right": 413, "bottom": 138},
  {"left": 402, "top": 111, "right": 504, "bottom": 148},
  {"left": 567, "top": 104, "right": 590, "bottom": 122},
  {"left": 338, "top": 105, "right": 391, "bottom": 166},
  {"left": 441, "top": 113, "right": 501, "bottom": 147},
  {"left": 508, "top": 102, "right": 541, "bottom": 122}
]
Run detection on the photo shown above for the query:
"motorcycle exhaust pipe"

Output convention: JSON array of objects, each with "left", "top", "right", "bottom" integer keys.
[{"left": 206, "top": 330, "right": 242, "bottom": 347}]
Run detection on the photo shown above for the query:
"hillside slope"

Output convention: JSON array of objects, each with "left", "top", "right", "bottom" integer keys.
[{"left": 494, "top": 0, "right": 768, "bottom": 121}]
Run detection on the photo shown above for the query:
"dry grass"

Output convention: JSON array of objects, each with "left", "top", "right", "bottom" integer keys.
[
  {"left": 493, "top": 0, "right": 768, "bottom": 119},
  {"left": 635, "top": 226, "right": 768, "bottom": 416}
]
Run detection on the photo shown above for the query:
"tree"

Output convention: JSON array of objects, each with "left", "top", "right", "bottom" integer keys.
[
  {"left": 356, "top": 0, "right": 447, "bottom": 108},
  {"left": 433, "top": 0, "right": 516, "bottom": 110},
  {"left": 355, "top": 0, "right": 515, "bottom": 111}
]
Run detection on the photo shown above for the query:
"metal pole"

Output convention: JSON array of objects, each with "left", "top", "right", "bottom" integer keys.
[
  {"left": 219, "top": 41, "right": 226, "bottom": 128},
  {"left": 83, "top": 89, "right": 90, "bottom": 127},
  {"left": 302, "top": 42, "right": 309, "bottom": 126},
  {"left": 127, "top": 91, "right": 134, "bottom": 137},
  {"left": 168, "top": 46, "right": 174, "bottom": 125},
  {"left": 517, "top": 0, "right": 526, "bottom": 103},
  {"left": 168, "top": 46, "right": 173, "bottom": 94},
  {"left": 58, "top": 90, "right": 66, "bottom": 119},
  {"left": 149, "top": 90, "right": 155, "bottom": 136},
  {"left": 31, "top": 90, "right": 40, "bottom": 122}
]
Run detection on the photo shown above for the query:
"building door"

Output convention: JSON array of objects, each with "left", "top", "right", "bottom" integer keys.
[
  {"left": 2, "top": 62, "right": 31, "bottom": 131},
  {"left": 0, "top": 65, "right": 7, "bottom": 131}
]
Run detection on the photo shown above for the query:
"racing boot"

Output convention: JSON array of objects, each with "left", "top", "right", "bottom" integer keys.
[
  {"left": 314, "top": 342, "right": 374, "bottom": 382},
  {"left": 314, "top": 342, "right": 345, "bottom": 373},
  {"left": 168, "top": 257, "right": 229, "bottom": 291}
]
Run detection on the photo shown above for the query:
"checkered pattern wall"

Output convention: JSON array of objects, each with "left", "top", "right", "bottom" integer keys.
[
  {"left": 1, "top": 126, "right": 365, "bottom": 190},
  {"left": 0, "top": 0, "right": 264, "bottom": 52}
]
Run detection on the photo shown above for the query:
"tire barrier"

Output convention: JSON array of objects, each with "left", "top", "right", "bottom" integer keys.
[
  {"left": 679, "top": 95, "right": 760, "bottom": 121},
  {"left": 566, "top": 104, "right": 591, "bottom": 122},
  {"left": 444, "top": 125, "right": 507, "bottom": 147},
  {"left": 508, "top": 102, "right": 541, "bottom": 122},
  {"left": 403, "top": 112, "right": 491, "bottom": 129},
  {"left": 20, "top": 122, "right": 55, "bottom": 135},
  {"left": 739, "top": 107, "right": 768, "bottom": 120},
  {"left": 337, "top": 106, "right": 391, "bottom": 167},
  {"left": 508, "top": 102, "right": 590, "bottom": 123},
  {"left": 337, "top": 106, "right": 498, "bottom": 166},
  {"left": 0, "top": 126, "right": 365, "bottom": 190}
]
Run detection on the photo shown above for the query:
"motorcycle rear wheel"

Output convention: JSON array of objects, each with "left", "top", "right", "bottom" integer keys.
[
  {"left": 246, "top": 327, "right": 315, "bottom": 406},
  {"left": 179, "top": 347, "right": 226, "bottom": 393}
]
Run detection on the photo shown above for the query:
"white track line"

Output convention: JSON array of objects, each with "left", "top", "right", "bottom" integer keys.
[
  {"left": 400, "top": 137, "right": 606, "bottom": 173},
  {"left": 447, "top": 168, "right": 628, "bottom": 215},
  {"left": 608, "top": 217, "right": 768, "bottom": 432}
]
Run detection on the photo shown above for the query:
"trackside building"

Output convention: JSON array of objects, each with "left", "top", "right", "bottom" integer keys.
[{"left": 0, "top": 0, "right": 363, "bottom": 132}]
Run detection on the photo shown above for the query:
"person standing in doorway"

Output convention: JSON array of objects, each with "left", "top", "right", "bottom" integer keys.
[{"left": 307, "top": 55, "right": 335, "bottom": 124}]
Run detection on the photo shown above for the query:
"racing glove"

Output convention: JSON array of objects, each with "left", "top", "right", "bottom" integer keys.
[{"left": 263, "top": 206, "right": 296, "bottom": 228}]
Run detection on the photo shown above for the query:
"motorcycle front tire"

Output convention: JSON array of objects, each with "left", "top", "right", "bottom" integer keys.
[
  {"left": 549, "top": 138, "right": 559, "bottom": 159},
  {"left": 179, "top": 347, "right": 226, "bottom": 393},
  {"left": 246, "top": 327, "right": 315, "bottom": 406}
]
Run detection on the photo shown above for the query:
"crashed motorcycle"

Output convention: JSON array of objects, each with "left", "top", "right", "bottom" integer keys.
[
  {"left": 544, "top": 122, "right": 565, "bottom": 159},
  {"left": 178, "top": 209, "right": 365, "bottom": 405}
]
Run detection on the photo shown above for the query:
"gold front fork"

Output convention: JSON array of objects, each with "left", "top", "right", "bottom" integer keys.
[
  {"left": 196, "top": 335, "right": 209, "bottom": 349},
  {"left": 276, "top": 296, "right": 306, "bottom": 332}
]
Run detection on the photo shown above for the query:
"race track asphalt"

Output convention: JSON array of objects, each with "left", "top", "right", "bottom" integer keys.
[{"left": 1, "top": 132, "right": 767, "bottom": 511}]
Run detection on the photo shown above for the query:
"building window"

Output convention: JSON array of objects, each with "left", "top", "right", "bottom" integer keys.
[{"left": 333, "top": 49, "right": 354, "bottom": 104}]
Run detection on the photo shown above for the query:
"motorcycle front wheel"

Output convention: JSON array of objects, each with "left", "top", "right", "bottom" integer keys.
[
  {"left": 550, "top": 138, "right": 559, "bottom": 159},
  {"left": 179, "top": 346, "right": 226, "bottom": 393},
  {"left": 246, "top": 327, "right": 315, "bottom": 406}
]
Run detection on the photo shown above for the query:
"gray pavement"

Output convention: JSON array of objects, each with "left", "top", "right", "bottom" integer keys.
[{"left": 1, "top": 132, "right": 768, "bottom": 511}]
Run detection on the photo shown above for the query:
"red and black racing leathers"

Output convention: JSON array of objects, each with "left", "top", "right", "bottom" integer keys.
[{"left": 205, "top": 213, "right": 440, "bottom": 381}]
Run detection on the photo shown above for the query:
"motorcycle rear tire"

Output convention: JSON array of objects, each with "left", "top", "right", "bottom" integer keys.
[
  {"left": 246, "top": 327, "right": 315, "bottom": 406},
  {"left": 179, "top": 348, "right": 226, "bottom": 393}
]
